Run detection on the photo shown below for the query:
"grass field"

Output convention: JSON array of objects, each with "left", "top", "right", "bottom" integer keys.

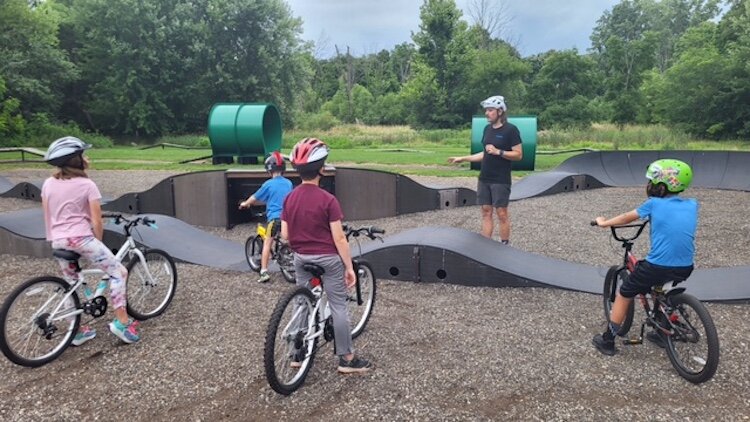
[{"left": 1, "top": 123, "right": 747, "bottom": 177}]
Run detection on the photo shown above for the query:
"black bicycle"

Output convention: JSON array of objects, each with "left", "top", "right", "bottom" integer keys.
[
  {"left": 595, "top": 220, "right": 719, "bottom": 384},
  {"left": 263, "top": 224, "right": 383, "bottom": 395}
]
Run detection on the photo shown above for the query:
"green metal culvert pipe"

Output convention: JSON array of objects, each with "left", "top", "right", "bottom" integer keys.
[
  {"left": 207, "top": 103, "right": 282, "bottom": 164},
  {"left": 470, "top": 115, "right": 537, "bottom": 171}
]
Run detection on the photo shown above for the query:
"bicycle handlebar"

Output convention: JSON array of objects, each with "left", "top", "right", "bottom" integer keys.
[
  {"left": 342, "top": 224, "right": 386, "bottom": 241},
  {"left": 591, "top": 220, "right": 649, "bottom": 244},
  {"left": 103, "top": 214, "right": 158, "bottom": 235}
]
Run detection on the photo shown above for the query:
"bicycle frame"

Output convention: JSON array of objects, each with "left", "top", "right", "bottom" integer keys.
[
  {"left": 47, "top": 234, "right": 150, "bottom": 325},
  {"left": 607, "top": 222, "right": 689, "bottom": 342},
  {"left": 284, "top": 228, "right": 381, "bottom": 362}
]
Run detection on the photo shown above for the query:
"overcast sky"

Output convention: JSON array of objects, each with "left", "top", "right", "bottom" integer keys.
[{"left": 285, "top": 0, "right": 621, "bottom": 58}]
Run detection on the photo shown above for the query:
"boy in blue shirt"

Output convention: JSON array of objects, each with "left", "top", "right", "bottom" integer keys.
[
  {"left": 592, "top": 159, "right": 697, "bottom": 355},
  {"left": 239, "top": 151, "right": 293, "bottom": 282}
]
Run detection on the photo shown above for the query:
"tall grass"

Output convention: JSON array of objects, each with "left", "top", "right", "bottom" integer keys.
[
  {"left": 282, "top": 125, "right": 469, "bottom": 149},
  {"left": 539, "top": 123, "right": 748, "bottom": 151}
]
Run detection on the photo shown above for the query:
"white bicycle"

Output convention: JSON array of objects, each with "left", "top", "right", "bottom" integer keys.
[
  {"left": 264, "top": 224, "right": 383, "bottom": 395},
  {"left": 0, "top": 214, "right": 177, "bottom": 367}
]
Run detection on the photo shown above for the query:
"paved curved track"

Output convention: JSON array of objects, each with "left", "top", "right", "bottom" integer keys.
[{"left": 1, "top": 150, "right": 748, "bottom": 300}]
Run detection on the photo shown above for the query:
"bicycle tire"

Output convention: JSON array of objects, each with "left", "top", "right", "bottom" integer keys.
[
  {"left": 126, "top": 249, "right": 177, "bottom": 320},
  {"left": 664, "top": 293, "right": 720, "bottom": 384},
  {"left": 245, "top": 235, "right": 263, "bottom": 273},
  {"left": 264, "top": 286, "right": 318, "bottom": 395},
  {"left": 602, "top": 265, "right": 634, "bottom": 336},
  {"left": 0, "top": 276, "right": 80, "bottom": 367},
  {"left": 349, "top": 261, "right": 376, "bottom": 339},
  {"left": 277, "top": 244, "right": 296, "bottom": 283}
]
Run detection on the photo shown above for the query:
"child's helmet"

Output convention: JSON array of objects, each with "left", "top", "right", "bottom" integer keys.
[
  {"left": 290, "top": 137, "right": 329, "bottom": 173},
  {"left": 264, "top": 151, "right": 286, "bottom": 173},
  {"left": 645, "top": 159, "right": 693, "bottom": 193},
  {"left": 44, "top": 136, "right": 92, "bottom": 167},
  {"left": 480, "top": 95, "right": 507, "bottom": 111}
]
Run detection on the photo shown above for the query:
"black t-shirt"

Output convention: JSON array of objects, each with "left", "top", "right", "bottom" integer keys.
[{"left": 479, "top": 123, "right": 522, "bottom": 184}]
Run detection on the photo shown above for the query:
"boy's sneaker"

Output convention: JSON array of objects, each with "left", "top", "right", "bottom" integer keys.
[
  {"left": 258, "top": 271, "right": 271, "bottom": 283},
  {"left": 71, "top": 326, "right": 96, "bottom": 346},
  {"left": 646, "top": 330, "right": 667, "bottom": 348},
  {"left": 109, "top": 319, "right": 140, "bottom": 344},
  {"left": 592, "top": 333, "right": 617, "bottom": 356},
  {"left": 337, "top": 356, "right": 372, "bottom": 374}
]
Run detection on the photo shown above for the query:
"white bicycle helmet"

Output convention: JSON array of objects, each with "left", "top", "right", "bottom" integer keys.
[
  {"left": 45, "top": 136, "right": 92, "bottom": 167},
  {"left": 480, "top": 95, "right": 507, "bottom": 111}
]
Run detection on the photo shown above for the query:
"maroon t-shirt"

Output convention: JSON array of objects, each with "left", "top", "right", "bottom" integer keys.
[{"left": 281, "top": 184, "right": 344, "bottom": 255}]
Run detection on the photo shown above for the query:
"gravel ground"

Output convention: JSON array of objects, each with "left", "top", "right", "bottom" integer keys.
[{"left": 1, "top": 169, "right": 749, "bottom": 421}]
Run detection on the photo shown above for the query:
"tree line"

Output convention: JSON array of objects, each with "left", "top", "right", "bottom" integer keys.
[{"left": 1, "top": 0, "right": 747, "bottom": 146}]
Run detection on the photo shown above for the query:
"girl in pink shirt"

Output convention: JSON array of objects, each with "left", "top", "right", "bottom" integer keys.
[{"left": 42, "top": 137, "right": 140, "bottom": 345}]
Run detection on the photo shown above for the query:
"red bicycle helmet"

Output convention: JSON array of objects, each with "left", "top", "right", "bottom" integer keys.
[
  {"left": 264, "top": 151, "right": 286, "bottom": 173},
  {"left": 290, "top": 137, "right": 329, "bottom": 172}
]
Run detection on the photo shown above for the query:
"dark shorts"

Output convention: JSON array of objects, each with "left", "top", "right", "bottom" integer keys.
[
  {"left": 266, "top": 219, "right": 281, "bottom": 238},
  {"left": 620, "top": 260, "right": 694, "bottom": 298},
  {"left": 477, "top": 180, "right": 511, "bottom": 208}
]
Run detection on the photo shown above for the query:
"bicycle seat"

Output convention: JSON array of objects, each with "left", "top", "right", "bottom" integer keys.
[
  {"left": 53, "top": 249, "right": 81, "bottom": 262},
  {"left": 302, "top": 263, "right": 325, "bottom": 278}
]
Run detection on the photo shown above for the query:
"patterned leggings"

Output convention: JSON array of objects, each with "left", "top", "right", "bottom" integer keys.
[{"left": 52, "top": 236, "right": 128, "bottom": 310}]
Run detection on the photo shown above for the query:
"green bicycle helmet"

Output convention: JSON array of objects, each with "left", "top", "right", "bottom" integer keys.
[{"left": 645, "top": 159, "right": 693, "bottom": 193}]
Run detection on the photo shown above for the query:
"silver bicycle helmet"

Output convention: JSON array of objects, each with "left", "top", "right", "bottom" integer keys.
[
  {"left": 45, "top": 136, "right": 92, "bottom": 167},
  {"left": 480, "top": 95, "right": 507, "bottom": 111}
]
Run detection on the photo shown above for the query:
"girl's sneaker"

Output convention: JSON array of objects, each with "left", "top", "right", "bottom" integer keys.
[
  {"left": 71, "top": 326, "right": 97, "bottom": 346},
  {"left": 83, "top": 279, "right": 108, "bottom": 300},
  {"left": 109, "top": 319, "right": 140, "bottom": 344}
]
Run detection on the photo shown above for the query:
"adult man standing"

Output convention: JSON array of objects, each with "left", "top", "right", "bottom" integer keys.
[{"left": 448, "top": 95, "right": 523, "bottom": 244}]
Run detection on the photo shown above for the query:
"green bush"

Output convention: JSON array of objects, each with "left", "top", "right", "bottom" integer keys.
[
  {"left": 296, "top": 111, "right": 339, "bottom": 131},
  {"left": 20, "top": 115, "right": 113, "bottom": 148}
]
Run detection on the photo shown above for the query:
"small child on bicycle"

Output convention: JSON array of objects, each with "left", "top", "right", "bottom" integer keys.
[
  {"left": 592, "top": 159, "right": 697, "bottom": 355},
  {"left": 41, "top": 136, "right": 140, "bottom": 345},
  {"left": 280, "top": 137, "right": 372, "bottom": 374},
  {"left": 239, "top": 151, "right": 293, "bottom": 283}
]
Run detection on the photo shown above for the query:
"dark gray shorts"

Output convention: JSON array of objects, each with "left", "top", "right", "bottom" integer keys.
[
  {"left": 620, "top": 260, "right": 694, "bottom": 298},
  {"left": 477, "top": 180, "right": 511, "bottom": 208}
]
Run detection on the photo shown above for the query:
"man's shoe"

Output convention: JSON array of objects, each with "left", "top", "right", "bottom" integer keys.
[
  {"left": 337, "top": 356, "right": 372, "bottom": 374},
  {"left": 258, "top": 271, "right": 271, "bottom": 283},
  {"left": 646, "top": 330, "right": 667, "bottom": 348},
  {"left": 71, "top": 326, "right": 96, "bottom": 346},
  {"left": 592, "top": 333, "right": 617, "bottom": 356}
]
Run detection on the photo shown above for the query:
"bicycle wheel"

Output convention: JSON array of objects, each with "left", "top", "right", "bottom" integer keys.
[
  {"left": 0, "top": 276, "right": 80, "bottom": 367},
  {"left": 126, "top": 249, "right": 177, "bottom": 320},
  {"left": 245, "top": 235, "right": 263, "bottom": 273},
  {"left": 602, "top": 265, "right": 634, "bottom": 336},
  {"left": 264, "top": 286, "right": 318, "bottom": 395},
  {"left": 664, "top": 293, "right": 720, "bottom": 384},
  {"left": 349, "top": 261, "right": 376, "bottom": 339},
  {"left": 277, "top": 244, "right": 296, "bottom": 283}
]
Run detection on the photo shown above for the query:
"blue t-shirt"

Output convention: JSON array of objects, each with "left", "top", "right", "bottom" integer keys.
[
  {"left": 636, "top": 196, "right": 698, "bottom": 267},
  {"left": 254, "top": 176, "right": 293, "bottom": 221}
]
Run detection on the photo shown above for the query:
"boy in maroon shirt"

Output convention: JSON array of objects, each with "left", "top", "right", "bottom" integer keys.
[{"left": 281, "top": 138, "right": 372, "bottom": 374}]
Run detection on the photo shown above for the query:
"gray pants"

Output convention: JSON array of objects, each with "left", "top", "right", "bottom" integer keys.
[{"left": 294, "top": 253, "right": 353, "bottom": 356}]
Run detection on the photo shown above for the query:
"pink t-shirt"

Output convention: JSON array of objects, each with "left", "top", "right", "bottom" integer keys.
[{"left": 41, "top": 177, "right": 102, "bottom": 241}]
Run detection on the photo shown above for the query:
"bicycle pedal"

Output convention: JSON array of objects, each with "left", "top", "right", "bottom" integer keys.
[{"left": 622, "top": 337, "right": 643, "bottom": 345}]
